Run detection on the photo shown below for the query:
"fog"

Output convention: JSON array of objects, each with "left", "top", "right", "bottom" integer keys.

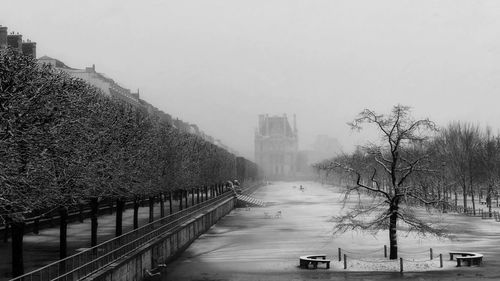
[{"left": 3, "top": 0, "right": 500, "bottom": 160}]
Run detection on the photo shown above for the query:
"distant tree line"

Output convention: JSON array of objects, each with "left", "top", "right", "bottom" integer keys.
[
  {"left": 0, "top": 48, "right": 259, "bottom": 276},
  {"left": 314, "top": 105, "right": 500, "bottom": 259}
]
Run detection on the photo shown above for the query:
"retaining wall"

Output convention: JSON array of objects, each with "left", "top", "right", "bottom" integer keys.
[{"left": 85, "top": 196, "right": 236, "bottom": 281}]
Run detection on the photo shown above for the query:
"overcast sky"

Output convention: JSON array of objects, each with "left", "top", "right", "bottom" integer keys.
[{"left": 3, "top": 0, "right": 500, "bottom": 160}]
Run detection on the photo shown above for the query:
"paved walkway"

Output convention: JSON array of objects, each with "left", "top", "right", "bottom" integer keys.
[
  {"left": 0, "top": 197, "right": 192, "bottom": 281},
  {"left": 165, "top": 181, "right": 500, "bottom": 281}
]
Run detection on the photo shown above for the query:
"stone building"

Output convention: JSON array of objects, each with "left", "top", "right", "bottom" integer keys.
[
  {"left": 0, "top": 25, "right": 37, "bottom": 57},
  {"left": 38, "top": 56, "right": 141, "bottom": 107},
  {"left": 254, "top": 114, "right": 298, "bottom": 180}
]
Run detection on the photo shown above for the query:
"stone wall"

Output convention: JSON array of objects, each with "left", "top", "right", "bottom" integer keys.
[{"left": 86, "top": 196, "right": 236, "bottom": 281}]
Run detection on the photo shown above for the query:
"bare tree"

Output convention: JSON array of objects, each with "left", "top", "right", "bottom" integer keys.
[
  {"left": 439, "top": 122, "right": 482, "bottom": 214},
  {"left": 320, "top": 105, "right": 446, "bottom": 259},
  {"left": 477, "top": 127, "right": 500, "bottom": 216}
]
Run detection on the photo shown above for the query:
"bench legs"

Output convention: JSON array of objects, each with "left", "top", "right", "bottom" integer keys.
[
  {"left": 300, "top": 260, "right": 330, "bottom": 269},
  {"left": 456, "top": 258, "right": 482, "bottom": 267}
]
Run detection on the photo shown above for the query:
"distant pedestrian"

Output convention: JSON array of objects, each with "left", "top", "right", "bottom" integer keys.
[{"left": 274, "top": 210, "right": 282, "bottom": 218}]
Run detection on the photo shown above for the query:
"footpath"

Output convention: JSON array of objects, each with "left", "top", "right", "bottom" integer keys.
[
  {"left": 0, "top": 198, "right": 186, "bottom": 281},
  {"left": 165, "top": 181, "right": 500, "bottom": 281}
]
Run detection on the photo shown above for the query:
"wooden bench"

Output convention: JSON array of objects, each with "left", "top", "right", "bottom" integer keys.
[
  {"left": 299, "top": 255, "right": 331, "bottom": 269},
  {"left": 449, "top": 251, "right": 483, "bottom": 267},
  {"left": 144, "top": 264, "right": 167, "bottom": 281}
]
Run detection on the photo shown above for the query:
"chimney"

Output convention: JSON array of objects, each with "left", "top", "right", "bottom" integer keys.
[
  {"left": 0, "top": 26, "right": 7, "bottom": 49},
  {"left": 21, "top": 41, "right": 36, "bottom": 58}
]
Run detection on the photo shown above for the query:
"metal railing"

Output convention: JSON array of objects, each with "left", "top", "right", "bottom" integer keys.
[{"left": 10, "top": 191, "right": 235, "bottom": 281}]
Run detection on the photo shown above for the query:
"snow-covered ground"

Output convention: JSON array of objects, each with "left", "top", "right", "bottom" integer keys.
[{"left": 165, "top": 181, "right": 500, "bottom": 280}]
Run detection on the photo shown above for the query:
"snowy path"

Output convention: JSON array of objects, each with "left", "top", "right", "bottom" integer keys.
[{"left": 165, "top": 181, "right": 500, "bottom": 281}]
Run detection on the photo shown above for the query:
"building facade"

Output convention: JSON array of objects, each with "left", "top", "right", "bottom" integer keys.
[
  {"left": 254, "top": 114, "right": 298, "bottom": 180},
  {"left": 37, "top": 57, "right": 141, "bottom": 107},
  {"left": 0, "top": 25, "right": 37, "bottom": 57}
]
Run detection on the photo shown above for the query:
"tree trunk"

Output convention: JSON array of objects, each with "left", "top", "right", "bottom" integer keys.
[
  {"left": 133, "top": 196, "right": 140, "bottom": 229},
  {"left": 90, "top": 198, "right": 99, "bottom": 247},
  {"left": 160, "top": 193, "right": 165, "bottom": 218},
  {"left": 389, "top": 210, "right": 398, "bottom": 260},
  {"left": 33, "top": 217, "right": 39, "bottom": 235},
  {"left": 169, "top": 192, "right": 173, "bottom": 214},
  {"left": 108, "top": 200, "right": 113, "bottom": 215},
  {"left": 78, "top": 203, "right": 84, "bottom": 223},
  {"left": 470, "top": 185, "right": 476, "bottom": 216},
  {"left": 115, "top": 198, "right": 124, "bottom": 237},
  {"left": 197, "top": 188, "right": 200, "bottom": 204},
  {"left": 184, "top": 190, "right": 188, "bottom": 207},
  {"left": 191, "top": 189, "right": 195, "bottom": 206},
  {"left": 11, "top": 220, "right": 24, "bottom": 277},
  {"left": 148, "top": 196, "right": 154, "bottom": 223},
  {"left": 59, "top": 206, "right": 68, "bottom": 259},
  {"left": 462, "top": 183, "right": 467, "bottom": 212},
  {"left": 179, "top": 190, "right": 183, "bottom": 211}
]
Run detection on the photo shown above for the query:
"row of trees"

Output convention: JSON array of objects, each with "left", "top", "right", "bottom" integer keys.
[
  {"left": 314, "top": 105, "right": 500, "bottom": 260},
  {"left": 0, "top": 48, "right": 256, "bottom": 276}
]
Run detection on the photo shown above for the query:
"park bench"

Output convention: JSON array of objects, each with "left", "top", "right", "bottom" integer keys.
[
  {"left": 449, "top": 251, "right": 483, "bottom": 267},
  {"left": 299, "top": 254, "right": 331, "bottom": 269},
  {"left": 144, "top": 264, "right": 167, "bottom": 281}
]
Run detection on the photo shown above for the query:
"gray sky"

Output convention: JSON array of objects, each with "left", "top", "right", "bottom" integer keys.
[{"left": 3, "top": 0, "right": 500, "bottom": 160}]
